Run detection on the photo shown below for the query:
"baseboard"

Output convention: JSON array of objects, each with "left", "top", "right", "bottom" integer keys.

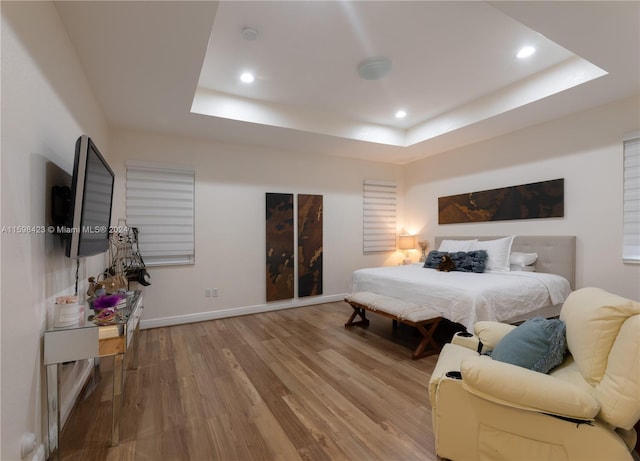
[{"left": 140, "top": 293, "right": 349, "bottom": 329}]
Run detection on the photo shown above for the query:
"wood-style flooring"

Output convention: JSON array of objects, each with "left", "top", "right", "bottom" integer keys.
[{"left": 59, "top": 301, "right": 439, "bottom": 460}]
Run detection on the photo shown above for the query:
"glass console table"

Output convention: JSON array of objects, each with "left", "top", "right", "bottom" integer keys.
[{"left": 44, "top": 290, "right": 143, "bottom": 458}]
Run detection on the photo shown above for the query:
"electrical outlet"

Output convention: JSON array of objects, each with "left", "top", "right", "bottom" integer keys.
[
  {"left": 204, "top": 289, "right": 212, "bottom": 298},
  {"left": 212, "top": 288, "right": 219, "bottom": 297}
]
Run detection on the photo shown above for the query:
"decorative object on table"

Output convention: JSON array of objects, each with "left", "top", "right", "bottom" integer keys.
[
  {"left": 418, "top": 239, "right": 429, "bottom": 262},
  {"left": 438, "top": 178, "right": 564, "bottom": 224},
  {"left": 54, "top": 295, "right": 82, "bottom": 328},
  {"left": 86, "top": 276, "right": 103, "bottom": 298},
  {"left": 298, "top": 194, "right": 323, "bottom": 297},
  {"left": 93, "top": 308, "right": 117, "bottom": 324},
  {"left": 92, "top": 293, "right": 125, "bottom": 311},
  {"left": 109, "top": 224, "right": 151, "bottom": 287},
  {"left": 90, "top": 293, "right": 127, "bottom": 325},
  {"left": 95, "top": 271, "right": 128, "bottom": 294},
  {"left": 266, "top": 193, "right": 294, "bottom": 301}
]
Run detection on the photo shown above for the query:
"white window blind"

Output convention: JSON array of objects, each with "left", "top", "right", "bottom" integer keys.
[
  {"left": 363, "top": 179, "right": 396, "bottom": 253},
  {"left": 126, "top": 161, "right": 195, "bottom": 266},
  {"left": 623, "top": 136, "right": 640, "bottom": 263}
]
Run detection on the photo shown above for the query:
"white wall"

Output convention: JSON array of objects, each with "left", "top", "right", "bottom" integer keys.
[
  {"left": 109, "top": 129, "right": 403, "bottom": 326},
  {"left": 2, "top": 4, "right": 637, "bottom": 460},
  {"left": 1, "top": 3, "right": 109, "bottom": 459},
  {"left": 403, "top": 96, "right": 640, "bottom": 301}
]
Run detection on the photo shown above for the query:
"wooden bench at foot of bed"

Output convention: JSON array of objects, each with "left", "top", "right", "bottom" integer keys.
[{"left": 344, "top": 292, "right": 442, "bottom": 360}]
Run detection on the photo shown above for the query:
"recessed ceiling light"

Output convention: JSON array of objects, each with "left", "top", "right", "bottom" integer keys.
[
  {"left": 517, "top": 46, "right": 536, "bottom": 59},
  {"left": 240, "top": 72, "right": 255, "bottom": 83},
  {"left": 395, "top": 110, "right": 407, "bottom": 119}
]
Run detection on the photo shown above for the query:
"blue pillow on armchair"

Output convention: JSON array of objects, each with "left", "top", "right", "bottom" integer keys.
[{"left": 489, "top": 317, "right": 567, "bottom": 374}]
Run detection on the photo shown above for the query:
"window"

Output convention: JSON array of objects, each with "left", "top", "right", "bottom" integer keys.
[
  {"left": 126, "top": 161, "right": 195, "bottom": 266},
  {"left": 363, "top": 179, "right": 396, "bottom": 253},
  {"left": 623, "top": 135, "right": 640, "bottom": 263}
]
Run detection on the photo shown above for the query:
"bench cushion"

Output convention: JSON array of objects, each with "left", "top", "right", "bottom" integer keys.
[{"left": 346, "top": 292, "right": 440, "bottom": 322}]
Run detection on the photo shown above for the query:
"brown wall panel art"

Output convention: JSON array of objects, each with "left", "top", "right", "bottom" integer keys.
[
  {"left": 266, "top": 193, "right": 294, "bottom": 301},
  {"left": 438, "top": 178, "right": 564, "bottom": 224},
  {"left": 298, "top": 194, "right": 323, "bottom": 297}
]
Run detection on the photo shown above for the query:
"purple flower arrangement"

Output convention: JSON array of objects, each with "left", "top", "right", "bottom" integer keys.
[
  {"left": 92, "top": 293, "right": 125, "bottom": 310},
  {"left": 91, "top": 293, "right": 126, "bottom": 325}
]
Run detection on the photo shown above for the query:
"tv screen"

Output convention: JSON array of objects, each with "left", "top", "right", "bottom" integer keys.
[{"left": 66, "top": 135, "right": 115, "bottom": 259}]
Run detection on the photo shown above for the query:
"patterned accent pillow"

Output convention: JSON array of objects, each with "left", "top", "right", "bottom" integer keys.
[
  {"left": 450, "top": 250, "right": 488, "bottom": 273},
  {"left": 424, "top": 250, "right": 448, "bottom": 269},
  {"left": 424, "top": 250, "right": 488, "bottom": 273}
]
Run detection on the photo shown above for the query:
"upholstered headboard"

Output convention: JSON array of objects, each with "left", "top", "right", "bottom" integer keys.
[{"left": 434, "top": 235, "right": 576, "bottom": 289}]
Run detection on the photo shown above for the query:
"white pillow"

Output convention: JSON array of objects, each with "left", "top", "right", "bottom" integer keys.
[
  {"left": 438, "top": 239, "right": 478, "bottom": 252},
  {"left": 472, "top": 236, "right": 515, "bottom": 272},
  {"left": 510, "top": 251, "right": 538, "bottom": 266},
  {"left": 510, "top": 264, "right": 536, "bottom": 272}
]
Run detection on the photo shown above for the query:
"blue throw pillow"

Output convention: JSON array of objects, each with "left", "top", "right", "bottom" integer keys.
[
  {"left": 424, "top": 250, "right": 488, "bottom": 273},
  {"left": 450, "top": 250, "right": 488, "bottom": 273},
  {"left": 424, "top": 250, "right": 448, "bottom": 269},
  {"left": 489, "top": 317, "right": 567, "bottom": 373}
]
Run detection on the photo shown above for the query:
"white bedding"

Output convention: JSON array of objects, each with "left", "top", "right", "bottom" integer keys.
[{"left": 351, "top": 264, "right": 571, "bottom": 330}]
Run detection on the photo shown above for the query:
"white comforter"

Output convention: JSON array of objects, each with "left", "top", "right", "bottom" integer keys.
[{"left": 351, "top": 264, "right": 571, "bottom": 330}]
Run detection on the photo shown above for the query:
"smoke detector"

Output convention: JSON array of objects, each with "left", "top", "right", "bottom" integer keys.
[
  {"left": 357, "top": 57, "right": 392, "bottom": 80},
  {"left": 241, "top": 26, "right": 259, "bottom": 41}
]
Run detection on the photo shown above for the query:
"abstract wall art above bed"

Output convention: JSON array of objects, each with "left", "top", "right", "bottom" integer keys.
[{"left": 438, "top": 178, "right": 564, "bottom": 224}]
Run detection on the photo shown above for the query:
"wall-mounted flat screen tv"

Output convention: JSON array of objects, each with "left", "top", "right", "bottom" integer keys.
[{"left": 66, "top": 135, "right": 115, "bottom": 259}]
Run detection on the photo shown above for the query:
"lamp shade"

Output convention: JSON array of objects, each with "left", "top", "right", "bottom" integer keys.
[{"left": 398, "top": 234, "right": 416, "bottom": 251}]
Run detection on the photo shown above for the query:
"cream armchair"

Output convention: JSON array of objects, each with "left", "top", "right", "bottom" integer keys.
[{"left": 428, "top": 287, "right": 640, "bottom": 461}]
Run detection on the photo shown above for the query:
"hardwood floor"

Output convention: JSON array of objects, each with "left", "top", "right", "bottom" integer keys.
[{"left": 59, "top": 301, "right": 439, "bottom": 460}]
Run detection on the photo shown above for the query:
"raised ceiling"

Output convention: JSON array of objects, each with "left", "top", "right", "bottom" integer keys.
[{"left": 55, "top": 1, "right": 639, "bottom": 164}]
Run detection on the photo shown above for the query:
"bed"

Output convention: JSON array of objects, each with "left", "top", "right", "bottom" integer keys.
[{"left": 349, "top": 235, "right": 575, "bottom": 331}]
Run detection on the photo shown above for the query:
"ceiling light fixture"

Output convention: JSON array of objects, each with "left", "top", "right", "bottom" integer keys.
[
  {"left": 517, "top": 46, "right": 536, "bottom": 59},
  {"left": 395, "top": 110, "right": 407, "bottom": 119},
  {"left": 240, "top": 72, "right": 255, "bottom": 83},
  {"left": 357, "top": 56, "right": 392, "bottom": 80}
]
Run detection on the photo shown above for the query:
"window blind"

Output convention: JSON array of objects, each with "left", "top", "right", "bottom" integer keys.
[
  {"left": 623, "top": 136, "right": 640, "bottom": 263},
  {"left": 363, "top": 179, "right": 396, "bottom": 253},
  {"left": 126, "top": 161, "right": 195, "bottom": 266}
]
